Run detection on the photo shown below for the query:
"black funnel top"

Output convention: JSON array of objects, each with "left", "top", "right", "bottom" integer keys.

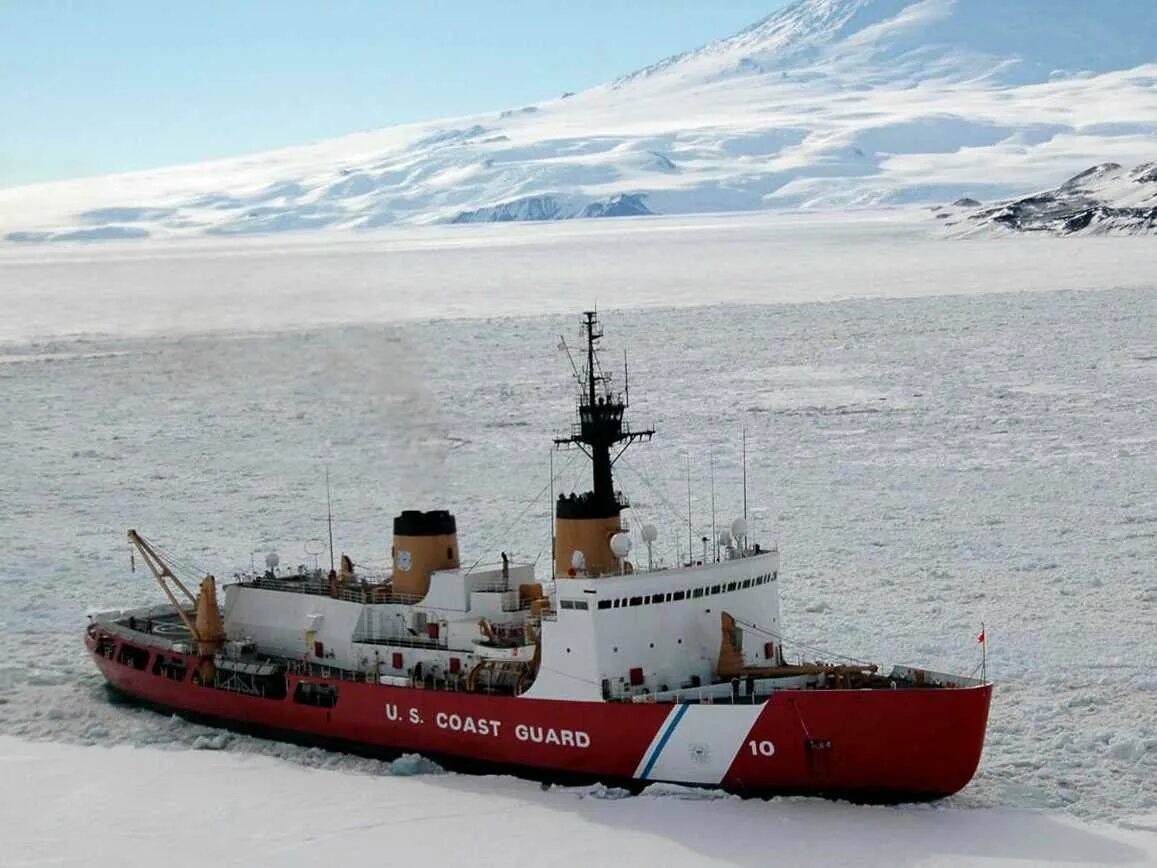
[{"left": 393, "top": 510, "right": 457, "bottom": 537}]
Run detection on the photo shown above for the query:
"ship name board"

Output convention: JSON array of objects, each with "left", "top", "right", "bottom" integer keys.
[{"left": 385, "top": 703, "right": 590, "bottom": 749}]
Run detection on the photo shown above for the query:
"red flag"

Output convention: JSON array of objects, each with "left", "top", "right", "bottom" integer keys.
[{"left": 977, "top": 629, "right": 986, "bottom": 643}]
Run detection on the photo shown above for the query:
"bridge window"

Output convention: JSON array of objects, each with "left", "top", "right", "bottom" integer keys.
[
  {"left": 629, "top": 596, "right": 643, "bottom": 607},
  {"left": 693, "top": 588, "right": 704, "bottom": 598},
  {"left": 673, "top": 591, "right": 685, "bottom": 601},
  {"left": 598, "top": 600, "right": 611, "bottom": 610},
  {"left": 573, "top": 600, "right": 588, "bottom": 611},
  {"left": 710, "top": 585, "right": 721, "bottom": 595},
  {"left": 727, "top": 582, "right": 738, "bottom": 592},
  {"left": 742, "top": 579, "right": 752, "bottom": 589}
]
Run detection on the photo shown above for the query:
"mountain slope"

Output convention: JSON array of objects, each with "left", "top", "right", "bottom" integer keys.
[
  {"left": 2, "top": 0, "right": 1156, "bottom": 242},
  {"left": 938, "top": 162, "right": 1157, "bottom": 236}
]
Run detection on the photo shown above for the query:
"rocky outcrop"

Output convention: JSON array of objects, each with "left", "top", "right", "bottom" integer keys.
[{"left": 941, "top": 163, "right": 1157, "bottom": 236}]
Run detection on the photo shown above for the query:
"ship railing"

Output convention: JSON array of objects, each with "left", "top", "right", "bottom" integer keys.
[
  {"left": 90, "top": 608, "right": 196, "bottom": 652},
  {"left": 350, "top": 633, "right": 449, "bottom": 650},
  {"left": 621, "top": 674, "right": 814, "bottom": 705},
  {"left": 237, "top": 576, "right": 425, "bottom": 606},
  {"left": 96, "top": 621, "right": 192, "bottom": 653},
  {"left": 471, "top": 581, "right": 512, "bottom": 593}
]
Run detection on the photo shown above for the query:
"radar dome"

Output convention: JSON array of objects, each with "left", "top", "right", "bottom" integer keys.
[
  {"left": 641, "top": 524, "right": 659, "bottom": 543},
  {"left": 265, "top": 552, "right": 280, "bottom": 569},
  {"left": 610, "top": 533, "right": 632, "bottom": 558},
  {"left": 571, "top": 550, "right": 586, "bottom": 571},
  {"left": 731, "top": 518, "right": 748, "bottom": 540}
]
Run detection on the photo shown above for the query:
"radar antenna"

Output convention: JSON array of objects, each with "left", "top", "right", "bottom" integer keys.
[{"left": 553, "top": 311, "right": 654, "bottom": 517}]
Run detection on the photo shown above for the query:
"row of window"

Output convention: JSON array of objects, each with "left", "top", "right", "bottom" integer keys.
[{"left": 558, "top": 572, "right": 778, "bottom": 613}]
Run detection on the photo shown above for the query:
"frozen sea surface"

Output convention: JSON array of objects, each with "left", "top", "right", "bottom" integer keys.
[
  {"left": 0, "top": 218, "right": 1155, "bottom": 862},
  {"left": 3, "top": 736, "right": 1155, "bottom": 868},
  {"left": 1, "top": 212, "right": 1154, "bottom": 343}
]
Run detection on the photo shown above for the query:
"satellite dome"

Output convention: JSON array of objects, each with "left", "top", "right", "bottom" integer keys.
[
  {"left": 731, "top": 518, "right": 748, "bottom": 540},
  {"left": 571, "top": 550, "right": 586, "bottom": 571},
  {"left": 265, "top": 552, "right": 280, "bottom": 569},
  {"left": 641, "top": 524, "right": 659, "bottom": 543},
  {"left": 610, "top": 532, "right": 632, "bottom": 558}
]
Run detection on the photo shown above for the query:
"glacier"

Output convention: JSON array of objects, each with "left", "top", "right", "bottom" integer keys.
[{"left": 2, "top": 0, "right": 1156, "bottom": 241}]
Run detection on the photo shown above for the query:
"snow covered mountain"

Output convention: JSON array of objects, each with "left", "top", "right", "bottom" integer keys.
[
  {"left": 2, "top": 0, "right": 1156, "bottom": 242},
  {"left": 937, "top": 162, "right": 1157, "bottom": 236}
]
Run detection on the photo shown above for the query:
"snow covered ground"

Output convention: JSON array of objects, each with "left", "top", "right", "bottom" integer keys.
[
  {"left": 2, "top": 0, "right": 1156, "bottom": 240},
  {"left": 3, "top": 737, "right": 1155, "bottom": 868},
  {"left": 1, "top": 211, "right": 1154, "bottom": 344},
  {"left": 1, "top": 217, "right": 1155, "bottom": 864}
]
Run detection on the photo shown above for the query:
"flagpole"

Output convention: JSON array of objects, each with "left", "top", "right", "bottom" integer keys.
[{"left": 981, "top": 621, "right": 987, "bottom": 684}]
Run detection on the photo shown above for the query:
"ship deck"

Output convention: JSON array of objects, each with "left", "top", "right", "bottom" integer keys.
[{"left": 90, "top": 604, "right": 984, "bottom": 708}]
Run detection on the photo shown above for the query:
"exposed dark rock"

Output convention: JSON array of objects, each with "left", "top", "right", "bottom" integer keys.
[
  {"left": 579, "top": 194, "right": 652, "bottom": 218},
  {"left": 948, "top": 162, "right": 1157, "bottom": 236},
  {"left": 451, "top": 193, "right": 653, "bottom": 224},
  {"left": 451, "top": 196, "right": 563, "bottom": 223}
]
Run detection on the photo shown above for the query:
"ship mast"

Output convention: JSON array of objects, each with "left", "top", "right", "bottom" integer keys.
[{"left": 553, "top": 312, "right": 653, "bottom": 576}]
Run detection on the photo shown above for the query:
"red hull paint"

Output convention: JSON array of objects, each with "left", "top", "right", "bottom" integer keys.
[{"left": 87, "top": 634, "right": 991, "bottom": 799}]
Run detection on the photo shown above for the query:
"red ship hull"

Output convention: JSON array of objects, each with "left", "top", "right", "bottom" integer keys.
[{"left": 87, "top": 631, "right": 991, "bottom": 800}]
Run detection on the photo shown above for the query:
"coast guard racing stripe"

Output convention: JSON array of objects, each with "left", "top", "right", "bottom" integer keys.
[{"left": 633, "top": 703, "right": 765, "bottom": 785}]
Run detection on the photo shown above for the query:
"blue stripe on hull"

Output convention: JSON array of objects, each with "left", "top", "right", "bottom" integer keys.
[{"left": 639, "top": 703, "right": 690, "bottom": 780}]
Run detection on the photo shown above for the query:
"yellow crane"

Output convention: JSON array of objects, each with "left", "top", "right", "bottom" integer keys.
[{"left": 127, "top": 529, "right": 226, "bottom": 658}]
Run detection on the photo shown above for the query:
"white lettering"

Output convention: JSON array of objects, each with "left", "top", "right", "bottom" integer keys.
[
  {"left": 385, "top": 703, "right": 399, "bottom": 721},
  {"left": 435, "top": 712, "right": 502, "bottom": 737},
  {"left": 514, "top": 723, "right": 589, "bottom": 749},
  {"left": 409, "top": 708, "right": 421, "bottom": 724}
]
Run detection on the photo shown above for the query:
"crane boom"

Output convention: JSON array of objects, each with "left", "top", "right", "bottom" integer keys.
[{"left": 127, "top": 529, "right": 201, "bottom": 641}]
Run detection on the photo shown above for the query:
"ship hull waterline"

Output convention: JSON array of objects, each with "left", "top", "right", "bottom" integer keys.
[{"left": 88, "top": 636, "right": 991, "bottom": 802}]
